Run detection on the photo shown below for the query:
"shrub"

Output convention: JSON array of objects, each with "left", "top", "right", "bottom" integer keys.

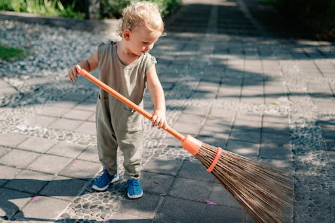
[
  {"left": 275, "top": 0, "right": 335, "bottom": 40},
  {"left": 100, "top": 0, "right": 182, "bottom": 19}
]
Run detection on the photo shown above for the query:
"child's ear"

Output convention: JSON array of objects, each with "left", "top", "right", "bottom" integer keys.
[{"left": 123, "top": 29, "right": 131, "bottom": 41}]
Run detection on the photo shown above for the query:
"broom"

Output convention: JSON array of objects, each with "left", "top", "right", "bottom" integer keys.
[{"left": 76, "top": 67, "right": 293, "bottom": 223}]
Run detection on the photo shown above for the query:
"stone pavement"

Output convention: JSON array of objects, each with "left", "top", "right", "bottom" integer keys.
[{"left": 1, "top": 0, "right": 335, "bottom": 222}]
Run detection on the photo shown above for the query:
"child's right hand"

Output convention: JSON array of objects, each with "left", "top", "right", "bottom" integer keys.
[{"left": 68, "top": 65, "right": 80, "bottom": 82}]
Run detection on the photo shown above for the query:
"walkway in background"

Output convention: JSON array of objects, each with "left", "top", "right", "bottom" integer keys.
[{"left": 0, "top": 0, "right": 335, "bottom": 222}]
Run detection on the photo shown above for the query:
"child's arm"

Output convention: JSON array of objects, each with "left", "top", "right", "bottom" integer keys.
[
  {"left": 147, "top": 65, "right": 167, "bottom": 129},
  {"left": 68, "top": 50, "right": 98, "bottom": 82}
]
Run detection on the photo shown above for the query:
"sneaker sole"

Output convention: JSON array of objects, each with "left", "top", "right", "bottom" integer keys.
[
  {"left": 92, "top": 174, "right": 119, "bottom": 192},
  {"left": 127, "top": 190, "right": 143, "bottom": 199}
]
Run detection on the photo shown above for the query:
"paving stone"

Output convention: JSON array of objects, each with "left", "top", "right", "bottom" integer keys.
[
  {"left": 178, "top": 160, "right": 215, "bottom": 182},
  {"left": 46, "top": 141, "right": 87, "bottom": 159},
  {"left": 37, "top": 106, "right": 70, "bottom": 117},
  {"left": 140, "top": 172, "right": 174, "bottom": 196},
  {"left": 74, "top": 121, "right": 96, "bottom": 135},
  {"left": 198, "top": 204, "right": 243, "bottom": 223},
  {"left": 77, "top": 146, "right": 99, "bottom": 162},
  {"left": 112, "top": 193, "right": 160, "bottom": 218},
  {"left": 0, "top": 165, "right": 21, "bottom": 187},
  {"left": 229, "top": 128, "right": 261, "bottom": 144},
  {"left": 0, "top": 146, "right": 11, "bottom": 157},
  {"left": 209, "top": 183, "right": 240, "bottom": 208},
  {"left": 17, "top": 137, "right": 58, "bottom": 153},
  {"left": 0, "top": 133, "right": 28, "bottom": 148},
  {"left": 225, "top": 140, "right": 259, "bottom": 158},
  {"left": 60, "top": 159, "right": 101, "bottom": 179},
  {"left": 74, "top": 101, "right": 96, "bottom": 112},
  {"left": 262, "top": 132, "right": 291, "bottom": 145},
  {"left": 169, "top": 177, "right": 212, "bottom": 202},
  {"left": 27, "top": 154, "right": 73, "bottom": 174},
  {"left": 15, "top": 196, "right": 70, "bottom": 220},
  {"left": 156, "top": 197, "right": 205, "bottom": 223},
  {"left": 0, "top": 188, "right": 32, "bottom": 219},
  {"left": 49, "top": 118, "right": 83, "bottom": 131},
  {"left": 4, "top": 170, "right": 54, "bottom": 194},
  {"left": 0, "top": 149, "right": 40, "bottom": 169},
  {"left": 259, "top": 143, "right": 292, "bottom": 160},
  {"left": 40, "top": 176, "right": 88, "bottom": 201},
  {"left": 23, "top": 115, "right": 57, "bottom": 128},
  {"left": 262, "top": 121, "right": 290, "bottom": 135},
  {"left": 62, "top": 109, "right": 93, "bottom": 121},
  {"left": 47, "top": 100, "right": 79, "bottom": 109},
  {"left": 142, "top": 157, "right": 183, "bottom": 176},
  {"left": 106, "top": 211, "right": 153, "bottom": 222}
]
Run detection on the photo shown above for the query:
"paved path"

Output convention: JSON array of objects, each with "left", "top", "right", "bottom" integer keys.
[{"left": 1, "top": 0, "right": 335, "bottom": 222}]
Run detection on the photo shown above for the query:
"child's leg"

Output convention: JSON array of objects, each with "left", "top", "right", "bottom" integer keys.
[
  {"left": 114, "top": 108, "right": 144, "bottom": 179},
  {"left": 96, "top": 98, "right": 118, "bottom": 176},
  {"left": 117, "top": 130, "right": 143, "bottom": 179}
]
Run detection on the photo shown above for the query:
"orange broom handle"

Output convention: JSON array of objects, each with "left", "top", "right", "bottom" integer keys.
[{"left": 76, "top": 67, "right": 185, "bottom": 142}]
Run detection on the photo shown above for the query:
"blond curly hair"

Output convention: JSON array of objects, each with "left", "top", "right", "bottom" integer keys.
[{"left": 117, "top": 1, "right": 164, "bottom": 37}]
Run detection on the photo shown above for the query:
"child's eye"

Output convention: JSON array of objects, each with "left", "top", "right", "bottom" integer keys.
[{"left": 143, "top": 42, "right": 149, "bottom": 45}]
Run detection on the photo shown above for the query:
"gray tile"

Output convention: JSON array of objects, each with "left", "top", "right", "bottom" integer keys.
[
  {"left": 0, "top": 188, "right": 32, "bottom": 219},
  {"left": 259, "top": 143, "right": 292, "bottom": 160},
  {"left": 156, "top": 197, "right": 205, "bottom": 223},
  {"left": 77, "top": 146, "right": 99, "bottom": 162},
  {"left": 198, "top": 204, "right": 243, "bottom": 223},
  {"left": 46, "top": 141, "right": 87, "bottom": 159},
  {"left": 262, "top": 132, "right": 291, "bottom": 145},
  {"left": 5, "top": 170, "right": 54, "bottom": 194},
  {"left": 60, "top": 160, "right": 101, "bottom": 179},
  {"left": 142, "top": 157, "right": 183, "bottom": 176},
  {"left": 0, "top": 133, "right": 28, "bottom": 148},
  {"left": 27, "top": 154, "right": 73, "bottom": 174},
  {"left": 37, "top": 106, "right": 70, "bottom": 117},
  {"left": 209, "top": 183, "right": 240, "bottom": 208},
  {"left": 178, "top": 160, "right": 215, "bottom": 182},
  {"left": 230, "top": 129, "right": 261, "bottom": 144},
  {"left": 113, "top": 193, "right": 160, "bottom": 218},
  {"left": 106, "top": 211, "right": 153, "bottom": 222},
  {"left": 62, "top": 109, "right": 93, "bottom": 121},
  {"left": 226, "top": 140, "right": 260, "bottom": 158},
  {"left": 16, "top": 196, "right": 70, "bottom": 220},
  {"left": 49, "top": 118, "right": 83, "bottom": 131},
  {"left": 0, "top": 165, "right": 21, "bottom": 187},
  {"left": 23, "top": 115, "right": 57, "bottom": 128},
  {"left": 74, "top": 122, "right": 96, "bottom": 135},
  {"left": 169, "top": 178, "right": 212, "bottom": 202},
  {"left": 140, "top": 172, "right": 174, "bottom": 195},
  {"left": 40, "top": 176, "right": 88, "bottom": 201},
  {"left": 17, "top": 137, "right": 58, "bottom": 153},
  {"left": 0, "top": 146, "right": 11, "bottom": 157},
  {"left": 0, "top": 149, "right": 40, "bottom": 168}
]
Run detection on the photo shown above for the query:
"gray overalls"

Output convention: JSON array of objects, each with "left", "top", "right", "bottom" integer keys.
[{"left": 96, "top": 41, "right": 156, "bottom": 179}]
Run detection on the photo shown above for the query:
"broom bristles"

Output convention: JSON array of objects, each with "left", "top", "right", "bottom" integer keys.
[{"left": 195, "top": 143, "right": 293, "bottom": 223}]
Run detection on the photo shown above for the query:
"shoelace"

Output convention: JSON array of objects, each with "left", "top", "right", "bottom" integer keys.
[
  {"left": 97, "top": 170, "right": 111, "bottom": 185},
  {"left": 127, "top": 179, "right": 140, "bottom": 191}
]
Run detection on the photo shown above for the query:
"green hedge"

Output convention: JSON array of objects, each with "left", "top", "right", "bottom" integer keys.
[
  {"left": 275, "top": 0, "right": 335, "bottom": 40},
  {"left": 0, "top": 0, "right": 182, "bottom": 20},
  {"left": 100, "top": 0, "right": 182, "bottom": 19}
]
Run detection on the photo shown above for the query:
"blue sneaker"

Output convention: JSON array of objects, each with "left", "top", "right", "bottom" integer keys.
[
  {"left": 92, "top": 169, "right": 119, "bottom": 191},
  {"left": 127, "top": 178, "right": 143, "bottom": 199}
]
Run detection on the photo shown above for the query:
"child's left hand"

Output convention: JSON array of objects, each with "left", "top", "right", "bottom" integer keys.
[{"left": 151, "top": 110, "right": 167, "bottom": 129}]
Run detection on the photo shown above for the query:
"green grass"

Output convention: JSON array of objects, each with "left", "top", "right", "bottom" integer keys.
[
  {"left": 0, "top": 44, "right": 28, "bottom": 61},
  {"left": 0, "top": 0, "right": 84, "bottom": 19}
]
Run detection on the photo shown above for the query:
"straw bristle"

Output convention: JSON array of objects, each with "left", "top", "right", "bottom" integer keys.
[{"left": 195, "top": 143, "right": 293, "bottom": 223}]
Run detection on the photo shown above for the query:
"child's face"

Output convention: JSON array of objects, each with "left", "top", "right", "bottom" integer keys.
[{"left": 125, "top": 25, "right": 161, "bottom": 56}]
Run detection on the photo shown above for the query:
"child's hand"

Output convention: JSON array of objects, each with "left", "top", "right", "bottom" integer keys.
[
  {"left": 151, "top": 110, "right": 167, "bottom": 129},
  {"left": 68, "top": 65, "right": 81, "bottom": 82}
]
